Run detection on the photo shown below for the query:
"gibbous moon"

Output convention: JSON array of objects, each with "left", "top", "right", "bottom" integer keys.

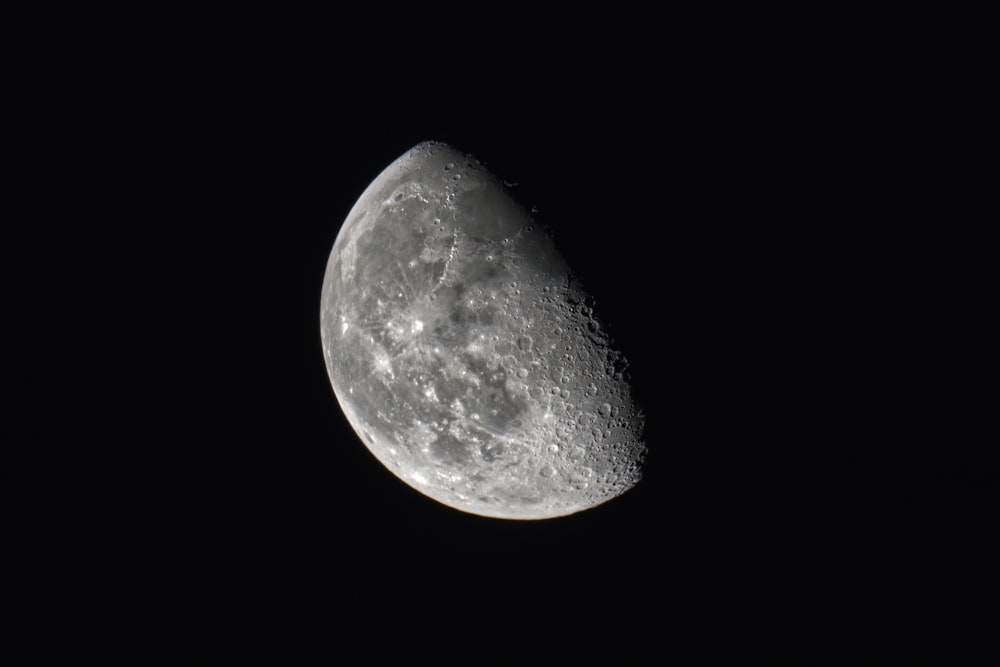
[{"left": 320, "top": 141, "right": 645, "bottom": 519}]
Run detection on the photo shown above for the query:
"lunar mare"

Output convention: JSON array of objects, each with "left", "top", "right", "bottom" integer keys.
[{"left": 320, "top": 141, "right": 645, "bottom": 519}]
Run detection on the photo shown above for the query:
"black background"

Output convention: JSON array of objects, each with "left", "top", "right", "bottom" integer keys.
[{"left": 9, "top": 3, "right": 995, "bottom": 662}]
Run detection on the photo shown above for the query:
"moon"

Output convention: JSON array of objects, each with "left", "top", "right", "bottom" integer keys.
[{"left": 320, "top": 141, "right": 646, "bottom": 519}]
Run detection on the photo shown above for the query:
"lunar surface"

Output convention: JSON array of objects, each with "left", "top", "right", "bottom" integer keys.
[{"left": 320, "top": 141, "right": 645, "bottom": 519}]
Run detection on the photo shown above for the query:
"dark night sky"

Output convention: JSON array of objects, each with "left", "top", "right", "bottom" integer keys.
[{"left": 11, "top": 4, "right": 994, "bottom": 662}]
